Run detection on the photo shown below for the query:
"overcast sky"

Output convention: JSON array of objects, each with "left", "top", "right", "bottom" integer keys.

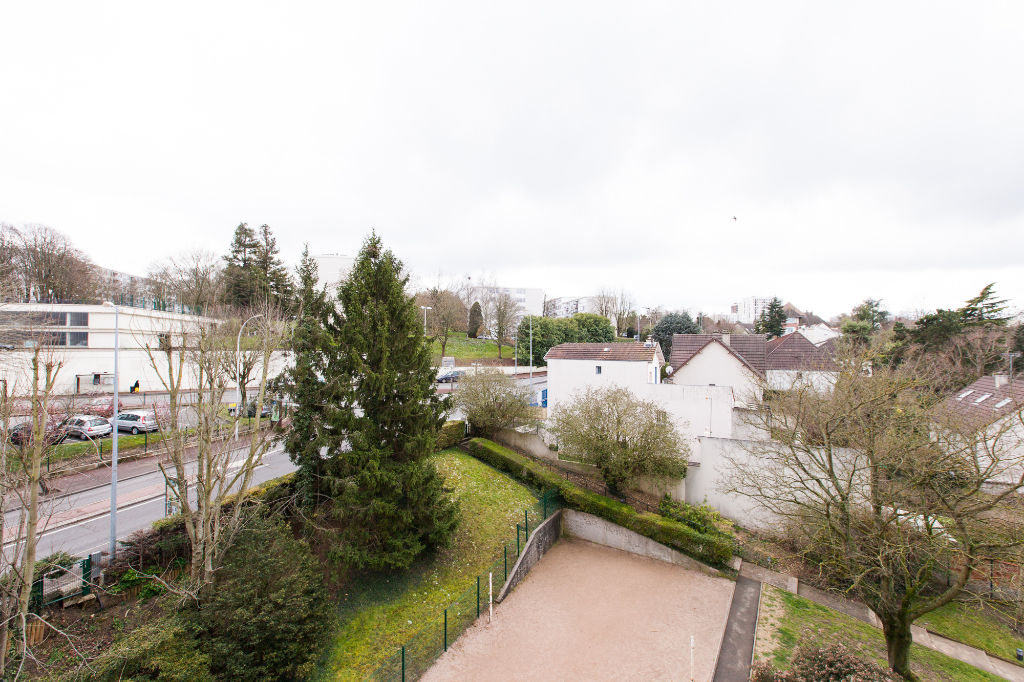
[{"left": 2, "top": 2, "right": 1022, "bottom": 318}]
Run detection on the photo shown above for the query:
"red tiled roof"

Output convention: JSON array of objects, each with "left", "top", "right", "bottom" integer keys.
[
  {"left": 765, "top": 332, "right": 838, "bottom": 371},
  {"left": 544, "top": 342, "right": 665, "bottom": 364},
  {"left": 668, "top": 333, "right": 766, "bottom": 376},
  {"left": 943, "top": 375, "right": 1024, "bottom": 426}
]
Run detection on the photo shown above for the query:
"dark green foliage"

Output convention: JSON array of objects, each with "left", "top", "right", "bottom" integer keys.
[
  {"left": 959, "top": 283, "right": 1009, "bottom": 327},
  {"left": 222, "top": 222, "right": 293, "bottom": 309},
  {"left": 194, "top": 513, "right": 332, "bottom": 681},
  {"left": 436, "top": 420, "right": 466, "bottom": 449},
  {"left": 285, "top": 245, "right": 332, "bottom": 506},
  {"left": 515, "top": 313, "right": 614, "bottom": 366},
  {"left": 321, "top": 232, "right": 459, "bottom": 570},
  {"left": 87, "top": 618, "right": 214, "bottom": 682},
  {"left": 659, "top": 495, "right": 730, "bottom": 538},
  {"left": 651, "top": 312, "right": 701, "bottom": 358},
  {"left": 840, "top": 318, "right": 874, "bottom": 346},
  {"left": 751, "top": 643, "right": 900, "bottom": 682},
  {"left": 461, "top": 438, "right": 734, "bottom": 567},
  {"left": 252, "top": 223, "right": 295, "bottom": 308},
  {"left": 754, "top": 297, "right": 787, "bottom": 339},
  {"left": 851, "top": 298, "right": 891, "bottom": 331},
  {"left": 907, "top": 308, "right": 962, "bottom": 351},
  {"left": 467, "top": 301, "right": 483, "bottom": 338}
]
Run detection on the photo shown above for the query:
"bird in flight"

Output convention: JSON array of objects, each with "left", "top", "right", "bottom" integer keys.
[{"left": 731, "top": 216, "right": 737, "bottom": 221}]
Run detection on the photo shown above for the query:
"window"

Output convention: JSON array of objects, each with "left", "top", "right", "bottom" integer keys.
[
  {"left": 595, "top": 366, "right": 602, "bottom": 375},
  {"left": 68, "top": 332, "right": 88, "bottom": 347},
  {"left": 68, "top": 312, "right": 89, "bottom": 326},
  {"left": 994, "top": 398, "right": 1011, "bottom": 409},
  {"left": 973, "top": 393, "right": 992, "bottom": 404},
  {"left": 957, "top": 390, "right": 974, "bottom": 400}
]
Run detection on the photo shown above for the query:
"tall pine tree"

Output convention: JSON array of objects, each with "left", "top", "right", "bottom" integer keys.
[
  {"left": 254, "top": 224, "right": 295, "bottom": 308},
  {"left": 285, "top": 245, "right": 331, "bottom": 506},
  {"left": 322, "top": 232, "right": 458, "bottom": 570},
  {"left": 754, "top": 297, "right": 787, "bottom": 339},
  {"left": 222, "top": 223, "right": 260, "bottom": 308}
]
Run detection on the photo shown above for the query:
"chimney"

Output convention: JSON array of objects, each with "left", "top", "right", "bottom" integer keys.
[
  {"left": 720, "top": 333, "right": 730, "bottom": 347},
  {"left": 994, "top": 374, "right": 1010, "bottom": 389}
]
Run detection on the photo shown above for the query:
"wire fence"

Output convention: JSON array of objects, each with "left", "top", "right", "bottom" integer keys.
[
  {"left": 371, "top": 489, "right": 562, "bottom": 681},
  {"left": 29, "top": 556, "right": 93, "bottom": 613}
]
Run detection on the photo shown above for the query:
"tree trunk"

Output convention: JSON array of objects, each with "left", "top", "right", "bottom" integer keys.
[{"left": 882, "top": 615, "right": 917, "bottom": 681}]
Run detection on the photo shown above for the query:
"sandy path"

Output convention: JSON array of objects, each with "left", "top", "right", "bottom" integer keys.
[{"left": 422, "top": 538, "right": 734, "bottom": 682}]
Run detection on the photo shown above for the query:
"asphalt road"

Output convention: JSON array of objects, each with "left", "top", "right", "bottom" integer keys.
[{"left": 4, "top": 445, "right": 296, "bottom": 560}]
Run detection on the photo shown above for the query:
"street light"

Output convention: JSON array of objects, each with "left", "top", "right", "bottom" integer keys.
[
  {"left": 420, "top": 306, "right": 432, "bottom": 336},
  {"left": 236, "top": 314, "right": 264, "bottom": 440},
  {"left": 101, "top": 301, "right": 120, "bottom": 559},
  {"left": 1003, "top": 351, "right": 1022, "bottom": 378}
]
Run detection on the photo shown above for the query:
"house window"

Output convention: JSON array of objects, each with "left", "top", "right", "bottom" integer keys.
[
  {"left": 68, "top": 332, "right": 88, "bottom": 347},
  {"left": 595, "top": 366, "right": 602, "bottom": 375},
  {"left": 68, "top": 312, "right": 89, "bottom": 327}
]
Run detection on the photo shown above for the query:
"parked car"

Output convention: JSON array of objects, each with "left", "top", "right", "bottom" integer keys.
[
  {"left": 64, "top": 414, "right": 113, "bottom": 440},
  {"left": 436, "top": 370, "right": 465, "bottom": 384},
  {"left": 115, "top": 410, "right": 159, "bottom": 435},
  {"left": 84, "top": 396, "right": 124, "bottom": 418},
  {"left": 8, "top": 420, "right": 69, "bottom": 447},
  {"left": 227, "top": 401, "right": 271, "bottom": 418}
]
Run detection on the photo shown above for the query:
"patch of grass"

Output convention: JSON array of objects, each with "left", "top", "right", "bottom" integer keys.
[
  {"left": 916, "top": 600, "right": 1024, "bottom": 666},
  {"left": 319, "top": 449, "right": 537, "bottom": 680},
  {"left": 429, "top": 331, "right": 513, "bottom": 362},
  {"left": 756, "top": 585, "right": 1004, "bottom": 681}
]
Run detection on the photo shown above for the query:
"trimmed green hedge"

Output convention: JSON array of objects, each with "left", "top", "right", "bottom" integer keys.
[
  {"left": 462, "top": 438, "right": 735, "bottom": 568},
  {"left": 437, "top": 420, "right": 466, "bottom": 450}
]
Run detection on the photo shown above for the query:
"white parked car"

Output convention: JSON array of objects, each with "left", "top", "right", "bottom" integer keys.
[
  {"left": 115, "top": 410, "right": 159, "bottom": 435},
  {"left": 64, "top": 415, "right": 113, "bottom": 440}
]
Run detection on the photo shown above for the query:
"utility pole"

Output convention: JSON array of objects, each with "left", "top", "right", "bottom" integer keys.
[
  {"left": 420, "top": 305, "right": 432, "bottom": 336},
  {"left": 1003, "top": 351, "right": 1022, "bottom": 379},
  {"left": 102, "top": 301, "right": 120, "bottom": 559}
]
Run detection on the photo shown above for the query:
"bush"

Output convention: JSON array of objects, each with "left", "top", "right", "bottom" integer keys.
[
  {"left": 436, "top": 420, "right": 466, "bottom": 449},
  {"left": 453, "top": 371, "right": 533, "bottom": 436},
  {"left": 193, "top": 512, "right": 332, "bottom": 681},
  {"left": 659, "top": 495, "right": 730, "bottom": 538},
  {"left": 462, "top": 438, "right": 734, "bottom": 567},
  {"left": 751, "top": 643, "right": 900, "bottom": 681},
  {"left": 87, "top": 617, "right": 213, "bottom": 682}
]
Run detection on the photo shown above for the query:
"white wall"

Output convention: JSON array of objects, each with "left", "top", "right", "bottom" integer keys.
[
  {"left": 687, "top": 436, "right": 776, "bottom": 531},
  {"left": 546, "top": 358, "right": 657, "bottom": 413},
  {"left": 667, "top": 342, "right": 760, "bottom": 403},
  {"left": 766, "top": 369, "right": 837, "bottom": 392}
]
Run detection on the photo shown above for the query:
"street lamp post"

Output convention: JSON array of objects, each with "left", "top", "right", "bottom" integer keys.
[
  {"left": 420, "top": 306, "right": 432, "bottom": 336},
  {"left": 1003, "top": 351, "right": 1022, "bottom": 379},
  {"left": 236, "top": 314, "right": 264, "bottom": 441},
  {"left": 102, "top": 301, "right": 120, "bottom": 559}
]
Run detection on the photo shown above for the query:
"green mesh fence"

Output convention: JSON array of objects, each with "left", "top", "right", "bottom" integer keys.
[{"left": 371, "top": 489, "right": 561, "bottom": 681}]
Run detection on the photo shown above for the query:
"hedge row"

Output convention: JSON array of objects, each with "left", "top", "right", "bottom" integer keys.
[
  {"left": 461, "top": 438, "right": 735, "bottom": 568},
  {"left": 437, "top": 420, "right": 467, "bottom": 450}
]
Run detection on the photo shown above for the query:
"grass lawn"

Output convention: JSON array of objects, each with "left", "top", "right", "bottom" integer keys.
[
  {"left": 916, "top": 600, "right": 1024, "bottom": 666},
  {"left": 318, "top": 449, "right": 538, "bottom": 680},
  {"left": 754, "top": 585, "right": 1004, "bottom": 681},
  {"left": 429, "top": 332, "right": 513, "bottom": 363}
]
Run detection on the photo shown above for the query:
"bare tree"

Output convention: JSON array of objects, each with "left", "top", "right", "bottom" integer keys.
[
  {"left": 613, "top": 289, "right": 635, "bottom": 336},
  {"left": 453, "top": 370, "right": 533, "bottom": 436},
  {"left": 145, "top": 304, "right": 286, "bottom": 587},
  {"left": 0, "top": 224, "right": 99, "bottom": 303},
  {"left": 727, "top": 344, "right": 1024, "bottom": 679},
  {"left": 593, "top": 288, "right": 617, "bottom": 321},
  {"left": 147, "top": 250, "right": 223, "bottom": 312},
  {"left": 489, "top": 292, "right": 522, "bottom": 360},
  {"left": 419, "top": 285, "right": 466, "bottom": 359}
]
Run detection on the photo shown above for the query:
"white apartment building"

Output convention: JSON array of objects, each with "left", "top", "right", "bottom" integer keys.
[
  {"left": 312, "top": 253, "right": 355, "bottom": 291},
  {"left": 546, "top": 296, "right": 602, "bottom": 319},
  {"left": 472, "top": 285, "right": 545, "bottom": 316},
  {"left": 730, "top": 296, "right": 773, "bottom": 324},
  {"left": 0, "top": 303, "right": 284, "bottom": 395}
]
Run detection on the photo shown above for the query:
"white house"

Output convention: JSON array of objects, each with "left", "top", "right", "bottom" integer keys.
[
  {"left": 665, "top": 333, "right": 765, "bottom": 404},
  {"left": 0, "top": 302, "right": 285, "bottom": 396},
  {"left": 765, "top": 331, "right": 838, "bottom": 392},
  {"left": 945, "top": 374, "right": 1024, "bottom": 491},
  {"left": 544, "top": 342, "right": 664, "bottom": 413}
]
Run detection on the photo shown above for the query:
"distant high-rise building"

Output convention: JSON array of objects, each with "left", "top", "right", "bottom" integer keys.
[
  {"left": 732, "top": 296, "right": 773, "bottom": 324},
  {"left": 312, "top": 253, "right": 355, "bottom": 290}
]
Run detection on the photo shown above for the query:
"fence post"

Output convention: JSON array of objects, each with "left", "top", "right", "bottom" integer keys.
[
  {"left": 444, "top": 608, "right": 448, "bottom": 651},
  {"left": 401, "top": 646, "right": 405, "bottom": 682},
  {"left": 524, "top": 510, "right": 529, "bottom": 539},
  {"left": 81, "top": 556, "right": 92, "bottom": 595},
  {"left": 516, "top": 525, "right": 520, "bottom": 556},
  {"left": 476, "top": 575, "right": 480, "bottom": 618},
  {"left": 504, "top": 545, "right": 507, "bottom": 581}
]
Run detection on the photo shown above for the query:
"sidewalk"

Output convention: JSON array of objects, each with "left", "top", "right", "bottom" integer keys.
[{"left": 713, "top": 561, "right": 1024, "bottom": 681}]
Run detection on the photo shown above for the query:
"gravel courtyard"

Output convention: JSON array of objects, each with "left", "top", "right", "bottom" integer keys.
[{"left": 422, "top": 538, "right": 735, "bottom": 682}]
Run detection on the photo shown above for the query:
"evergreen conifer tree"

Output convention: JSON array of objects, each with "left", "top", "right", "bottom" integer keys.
[
  {"left": 254, "top": 224, "right": 295, "bottom": 308},
  {"left": 222, "top": 223, "right": 260, "bottom": 308},
  {"left": 467, "top": 301, "right": 483, "bottom": 338},
  {"left": 322, "top": 232, "right": 458, "bottom": 570},
  {"left": 285, "top": 245, "right": 331, "bottom": 506},
  {"left": 754, "top": 297, "right": 787, "bottom": 339}
]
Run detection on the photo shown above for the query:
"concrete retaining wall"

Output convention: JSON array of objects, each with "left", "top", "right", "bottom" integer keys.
[
  {"left": 496, "top": 509, "right": 563, "bottom": 602},
  {"left": 561, "top": 510, "right": 724, "bottom": 577}
]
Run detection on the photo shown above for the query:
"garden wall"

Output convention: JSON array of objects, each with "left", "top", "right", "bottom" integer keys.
[{"left": 496, "top": 509, "right": 563, "bottom": 602}]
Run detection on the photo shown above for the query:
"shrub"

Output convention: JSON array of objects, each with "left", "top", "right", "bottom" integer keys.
[
  {"left": 436, "top": 420, "right": 466, "bottom": 449},
  {"left": 462, "top": 438, "right": 734, "bottom": 567},
  {"left": 453, "top": 371, "right": 533, "bottom": 436},
  {"left": 193, "top": 512, "right": 332, "bottom": 681},
  {"left": 87, "top": 617, "right": 213, "bottom": 682},
  {"left": 659, "top": 495, "right": 730, "bottom": 538},
  {"left": 750, "top": 644, "right": 900, "bottom": 682},
  {"left": 34, "top": 551, "right": 78, "bottom": 579}
]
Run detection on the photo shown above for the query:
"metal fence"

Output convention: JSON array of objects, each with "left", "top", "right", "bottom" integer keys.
[
  {"left": 371, "top": 490, "right": 561, "bottom": 681},
  {"left": 29, "top": 556, "right": 93, "bottom": 613}
]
